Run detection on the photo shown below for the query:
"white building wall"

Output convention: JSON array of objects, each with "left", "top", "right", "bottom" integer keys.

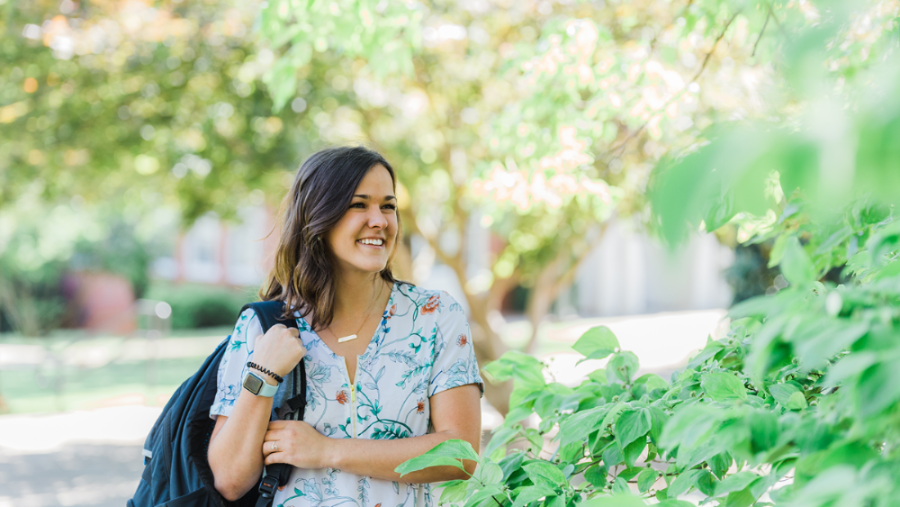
[{"left": 575, "top": 218, "right": 733, "bottom": 316}]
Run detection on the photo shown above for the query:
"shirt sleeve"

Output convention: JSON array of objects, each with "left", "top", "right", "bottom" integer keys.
[
  {"left": 210, "top": 308, "right": 264, "bottom": 419},
  {"left": 428, "top": 291, "right": 484, "bottom": 398}
]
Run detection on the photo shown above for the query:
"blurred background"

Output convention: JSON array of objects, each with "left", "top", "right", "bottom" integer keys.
[{"left": 1, "top": 0, "right": 896, "bottom": 505}]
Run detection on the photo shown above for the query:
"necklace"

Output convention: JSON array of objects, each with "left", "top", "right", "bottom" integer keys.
[{"left": 324, "top": 281, "right": 386, "bottom": 343}]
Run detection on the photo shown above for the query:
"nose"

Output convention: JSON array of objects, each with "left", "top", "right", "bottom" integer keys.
[{"left": 367, "top": 206, "right": 388, "bottom": 229}]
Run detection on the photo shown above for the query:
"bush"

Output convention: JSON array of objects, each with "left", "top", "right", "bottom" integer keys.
[
  {"left": 146, "top": 282, "right": 257, "bottom": 330},
  {"left": 400, "top": 194, "right": 900, "bottom": 506}
]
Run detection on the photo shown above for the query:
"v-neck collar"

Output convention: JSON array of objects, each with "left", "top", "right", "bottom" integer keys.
[{"left": 296, "top": 281, "right": 397, "bottom": 366}]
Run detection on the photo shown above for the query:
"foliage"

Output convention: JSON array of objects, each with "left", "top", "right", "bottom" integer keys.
[
  {"left": 145, "top": 282, "right": 253, "bottom": 330},
  {"left": 393, "top": 1, "right": 900, "bottom": 505},
  {"left": 397, "top": 193, "right": 900, "bottom": 506},
  {"left": 0, "top": 0, "right": 316, "bottom": 221},
  {"left": 0, "top": 200, "right": 153, "bottom": 335}
]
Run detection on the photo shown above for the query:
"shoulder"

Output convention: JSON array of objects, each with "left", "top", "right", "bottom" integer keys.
[
  {"left": 398, "top": 284, "right": 465, "bottom": 318},
  {"left": 230, "top": 308, "right": 263, "bottom": 348}
]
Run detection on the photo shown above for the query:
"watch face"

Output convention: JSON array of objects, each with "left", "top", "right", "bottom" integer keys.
[{"left": 243, "top": 372, "right": 263, "bottom": 394}]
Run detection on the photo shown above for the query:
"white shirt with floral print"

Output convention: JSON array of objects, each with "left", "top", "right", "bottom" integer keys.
[{"left": 211, "top": 282, "right": 484, "bottom": 507}]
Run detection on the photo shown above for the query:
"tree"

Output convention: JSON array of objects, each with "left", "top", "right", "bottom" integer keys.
[
  {"left": 393, "top": 2, "right": 900, "bottom": 504},
  {"left": 0, "top": 0, "right": 317, "bottom": 220},
  {"left": 257, "top": 0, "right": 770, "bottom": 412}
]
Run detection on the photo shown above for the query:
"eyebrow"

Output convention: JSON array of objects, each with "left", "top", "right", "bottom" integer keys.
[{"left": 353, "top": 194, "right": 396, "bottom": 201}]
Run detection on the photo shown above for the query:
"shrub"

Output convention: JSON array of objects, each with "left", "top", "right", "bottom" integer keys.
[
  {"left": 398, "top": 195, "right": 900, "bottom": 506},
  {"left": 145, "top": 282, "right": 256, "bottom": 330}
]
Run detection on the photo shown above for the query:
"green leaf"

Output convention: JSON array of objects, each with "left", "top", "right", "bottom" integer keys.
[
  {"left": 498, "top": 451, "right": 525, "bottom": 482},
  {"left": 439, "top": 480, "right": 468, "bottom": 504},
  {"left": 609, "top": 352, "right": 640, "bottom": 383},
  {"left": 634, "top": 373, "right": 668, "bottom": 392},
  {"left": 694, "top": 469, "right": 716, "bottom": 496},
  {"left": 780, "top": 236, "right": 814, "bottom": 285},
  {"left": 611, "top": 476, "right": 630, "bottom": 495},
  {"left": 856, "top": 357, "right": 900, "bottom": 417},
  {"left": 602, "top": 442, "right": 624, "bottom": 467},
  {"left": 656, "top": 501, "right": 694, "bottom": 507},
  {"left": 766, "top": 381, "right": 802, "bottom": 406},
  {"left": 622, "top": 437, "right": 647, "bottom": 468},
  {"left": 511, "top": 484, "right": 556, "bottom": 507},
  {"left": 559, "top": 406, "right": 609, "bottom": 446},
  {"left": 544, "top": 494, "right": 565, "bottom": 507},
  {"left": 473, "top": 462, "right": 503, "bottom": 485},
  {"left": 748, "top": 411, "right": 778, "bottom": 454},
  {"left": 768, "top": 233, "right": 791, "bottom": 268},
  {"left": 667, "top": 469, "right": 701, "bottom": 497},
  {"left": 581, "top": 495, "right": 648, "bottom": 507},
  {"left": 523, "top": 462, "right": 567, "bottom": 488},
  {"left": 715, "top": 472, "right": 760, "bottom": 496},
  {"left": 584, "top": 465, "right": 608, "bottom": 487},
  {"left": 483, "top": 351, "right": 545, "bottom": 388},
  {"left": 484, "top": 426, "right": 518, "bottom": 458},
  {"left": 637, "top": 468, "right": 660, "bottom": 493},
  {"left": 687, "top": 337, "right": 725, "bottom": 369},
  {"left": 588, "top": 368, "right": 608, "bottom": 384},
  {"left": 573, "top": 326, "right": 620, "bottom": 361},
  {"left": 465, "top": 486, "right": 504, "bottom": 507},
  {"left": 395, "top": 439, "right": 478, "bottom": 476},
  {"left": 786, "top": 391, "right": 808, "bottom": 410},
  {"left": 615, "top": 409, "right": 652, "bottom": 448},
  {"left": 700, "top": 372, "right": 747, "bottom": 401},
  {"left": 647, "top": 407, "right": 668, "bottom": 443},
  {"left": 720, "top": 488, "right": 756, "bottom": 507}
]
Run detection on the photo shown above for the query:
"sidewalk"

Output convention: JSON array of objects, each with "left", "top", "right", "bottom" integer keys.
[{"left": 0, "top": 406, "right": 160, "bottom": 507}]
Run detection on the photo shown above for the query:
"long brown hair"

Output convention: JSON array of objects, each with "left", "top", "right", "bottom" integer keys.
[{"left": 261, "top": 146, "right": 401, "bottom": 329}]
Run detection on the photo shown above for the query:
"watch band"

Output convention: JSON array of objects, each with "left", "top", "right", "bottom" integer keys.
[{"left": 242, "top": 370, "right": 279, "bottom": 398}]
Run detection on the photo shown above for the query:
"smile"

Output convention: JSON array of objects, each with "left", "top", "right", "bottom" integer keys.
[{"left": 357, "top": 239, "right": 384, "bottom": 247}]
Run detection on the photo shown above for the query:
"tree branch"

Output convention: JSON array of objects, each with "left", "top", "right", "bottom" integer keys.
[
  {"left": 752, "top": 9, "right": 771, "bottom": 57},
  {"left": 602, "top": 9, "right": 742, "bottom": 162}
]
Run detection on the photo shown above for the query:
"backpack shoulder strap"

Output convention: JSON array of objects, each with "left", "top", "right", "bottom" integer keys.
[
  {"left": 240, "top": 301, "right": 306, "bottom": 507},
  {"left": 241, "top": 301, "right": 298, "bottom": 332}
]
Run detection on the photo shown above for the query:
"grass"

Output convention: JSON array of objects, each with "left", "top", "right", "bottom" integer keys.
[
  {"left": 0, "top": 319, "right": 586, "bottom": 415},
  {"left": 0, "top": 327, "right": 231, "bottom": 415}
]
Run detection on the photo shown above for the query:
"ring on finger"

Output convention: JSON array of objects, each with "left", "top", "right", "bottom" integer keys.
[{"left": 273, "top": 441, "right": 278, "bottom": 453}]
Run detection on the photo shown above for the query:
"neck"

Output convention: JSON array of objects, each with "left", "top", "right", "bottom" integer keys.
[{"left": 331, "top": 269, "right": 388, "bottom": 321}]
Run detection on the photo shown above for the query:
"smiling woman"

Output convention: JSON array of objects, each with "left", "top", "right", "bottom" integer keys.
[{"left": 206, "top": 146, "right": 484, "bottom": 507}]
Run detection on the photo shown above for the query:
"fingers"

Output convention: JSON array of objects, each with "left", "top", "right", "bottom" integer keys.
[
  {"left": 265, "top": 451, "right": 287, "bottom": 466},
  {"left": 267, "top": 420, "right": 289, "bottom": 430}
]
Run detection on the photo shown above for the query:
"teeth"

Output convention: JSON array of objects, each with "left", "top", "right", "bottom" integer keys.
[{"left": 359, "top": 239, "right": 383, "bottom": 246}]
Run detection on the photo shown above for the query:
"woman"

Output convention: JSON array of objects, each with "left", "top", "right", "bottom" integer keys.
[{"left": 207, "top": 146, "right": 484, "bottom": 507}]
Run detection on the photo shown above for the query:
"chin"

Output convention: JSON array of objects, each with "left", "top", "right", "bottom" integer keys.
[{"left": 350, "top": 260, "right": 389, "bottom": 273}]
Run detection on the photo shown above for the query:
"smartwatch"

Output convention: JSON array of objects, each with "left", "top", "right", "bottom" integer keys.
[{"left": 242, "top": 370, "right": 279, "bottom": 398}]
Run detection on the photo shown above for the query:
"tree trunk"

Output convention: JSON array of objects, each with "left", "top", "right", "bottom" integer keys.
[
  {"left": 522, "top": 223, "right": 611, "bottom": 355},
  {"left": 462, "top": 275, "right": 519, "bottom": 416}
]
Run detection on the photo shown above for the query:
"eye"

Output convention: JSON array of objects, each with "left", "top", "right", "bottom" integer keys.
[
  {"left": 350, "top": 202, "right": 366, "bottom": 208},
  {"left": 382, "top": 204, "right": 397, "bottom": 210}
]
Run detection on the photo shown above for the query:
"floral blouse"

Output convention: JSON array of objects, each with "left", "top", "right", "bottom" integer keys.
[{"left": 211, "top": 282, "right": 484, "bottom": 507}]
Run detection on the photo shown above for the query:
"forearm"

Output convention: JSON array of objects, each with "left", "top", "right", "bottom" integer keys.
[
  {"left": 208, "top": 391, "right": 273, "bottom": 500},
  {"left": 329, "top": 430, "right": 478, "bottom": 483}
]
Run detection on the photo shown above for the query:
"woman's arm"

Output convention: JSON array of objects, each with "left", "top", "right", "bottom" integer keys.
[
  {"left": 207, "top": 394, "right": 273, "bottom": 500},
  {"left": 208, "top": 321, "right": 307, "bottom": 501},
  {"left": 263, "top": 383, "right": 482, "bottom": 483}
]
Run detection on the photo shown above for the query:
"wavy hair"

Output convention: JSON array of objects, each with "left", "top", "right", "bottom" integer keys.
[{"left": 260, "top": 146, "right": 401, "bottom": 329}]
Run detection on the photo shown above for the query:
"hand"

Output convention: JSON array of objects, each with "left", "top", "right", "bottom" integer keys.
[
  {"left": 263, "top": 420, "right": 331, "bottom": 469},
  {"left": 253, "top": 323, "right": 307, "bottom": 378}
]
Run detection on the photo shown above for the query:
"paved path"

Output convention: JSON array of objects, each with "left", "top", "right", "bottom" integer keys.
[
  {"left": 0, "top": 310, "right": 727, "bottom": 506},
  {"left": 0, "top": 406, "right": 159, "bottom": 507}
]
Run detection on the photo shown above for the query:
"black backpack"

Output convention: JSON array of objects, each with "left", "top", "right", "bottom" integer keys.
[{"left": 128, "top": 301, "right": 307, "bottom": 507}]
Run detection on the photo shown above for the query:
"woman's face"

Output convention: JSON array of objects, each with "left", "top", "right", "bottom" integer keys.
[{"left": 325, "top": 164, "right": 398, "bottom": 277}]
